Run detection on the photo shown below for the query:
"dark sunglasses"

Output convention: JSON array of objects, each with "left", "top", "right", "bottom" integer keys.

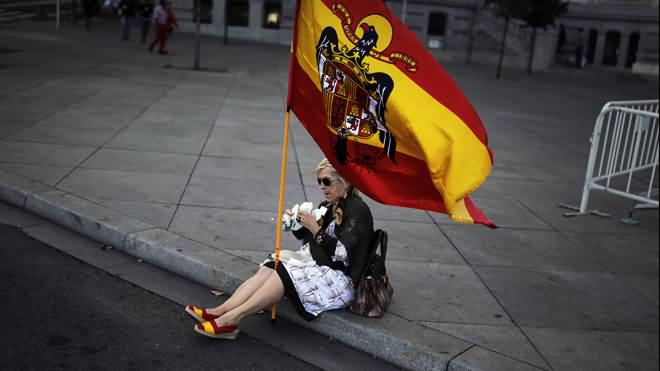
[{"left": 317, "top": 177, "right": 334, "bottom": 187}]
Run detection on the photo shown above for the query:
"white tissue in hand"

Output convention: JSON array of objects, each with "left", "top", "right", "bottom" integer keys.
[
  {"left": 313, "top": 206, "right": 328, "bottom": 221},
  {"left": 299, "top": 202, "right": 327, "bottom": 221},
  {"left": 281, "top": 212, "right": 293, "bottom": 231},
  {"left": 281, "top": 202, "right": 327, "bottom": 231},
  {"left": 281, "top": 204, "right": 300, "bottom": 231},
  {"left": 289, "top": 203, "right": 303, "bottom": 231},
  {"left": 298, "top": 202, "right": 313, "bottom": 214}
]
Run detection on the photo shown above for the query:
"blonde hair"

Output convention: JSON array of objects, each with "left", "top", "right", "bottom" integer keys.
[{"left": 316, "top": 158, "right": 359, "bottom": 197}]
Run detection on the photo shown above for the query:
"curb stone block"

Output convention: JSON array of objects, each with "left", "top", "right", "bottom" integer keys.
[
  {"left": 285, "top": 309, "right": 468, "bottom": 371},
  {"left": 124, "top": 228, "right": 255, "bottom": 292},
  {"left": 0, "top": 170, "right": 51, "bottom": 207},
  {"left": 25, "top": 190, "right": 153, "bottom": 248}
]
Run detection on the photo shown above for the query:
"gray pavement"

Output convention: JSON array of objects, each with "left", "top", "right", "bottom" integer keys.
[{"left": 1, "top": 20, "right": 659, "bottom": 371}]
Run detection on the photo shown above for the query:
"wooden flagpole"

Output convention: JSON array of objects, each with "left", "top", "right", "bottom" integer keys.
[{"left": 271, "top": 109, "right": 291, "bottom": 322}]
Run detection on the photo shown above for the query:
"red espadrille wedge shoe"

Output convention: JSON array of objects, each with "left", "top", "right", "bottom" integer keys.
[
  {"left": 194, "top": 321, "right": 239, "bottom": 340},
  {"left": 185, "top": 305, "right": 220, "bottom": 323}
]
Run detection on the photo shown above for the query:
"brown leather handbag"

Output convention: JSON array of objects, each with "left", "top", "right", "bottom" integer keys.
[{"left": 349, "top": 229, "right": 393, "bottom": 318}]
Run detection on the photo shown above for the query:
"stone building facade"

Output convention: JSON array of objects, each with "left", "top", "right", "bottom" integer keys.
[
  {"left": 175, "top": 0, "right": 659, "bottom": 75},
  {"left": 559, "top": 0, "right": 659, "bottom": 75}
]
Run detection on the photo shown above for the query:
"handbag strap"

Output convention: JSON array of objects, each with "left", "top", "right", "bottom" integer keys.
[
  {"left": 356, "top": 229, "right": 389, "bottom": 282},
  {"left": 370, "top": 229, "right": 388, "bottom": 261},
  {"left": 380, "top": 229, "right": 388, "bottom": 261}
]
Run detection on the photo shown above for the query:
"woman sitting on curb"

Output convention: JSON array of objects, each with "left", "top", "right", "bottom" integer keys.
[{"left": 186, "top": 158, "right": 374, "bottom": 339}]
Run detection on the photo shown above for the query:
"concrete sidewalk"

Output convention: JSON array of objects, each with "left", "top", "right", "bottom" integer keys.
[{"left": 1, "top": 20, "right": 658, "bottom": 371}]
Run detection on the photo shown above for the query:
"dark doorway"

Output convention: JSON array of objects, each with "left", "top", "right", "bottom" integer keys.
[
  {"left": 586, "top": 28, "right": 597, "bottom": 64},
  {"left": 193, "top": 0, "right": 213, "bottom": 23},
  {"left": 228, "top": 0, "right": 249, "bottom": 27},
  {"left": 427, "top": 12, "right": 448, "bottom": 36},
  {"left": 556, "top": 24, "right": 566, "bottom": 55},
  {"left": 602, "top": 30, "right": 621, "bottom": 66},
  {"left": 625, "top": 32, "right": 640, "bottom": 68}
]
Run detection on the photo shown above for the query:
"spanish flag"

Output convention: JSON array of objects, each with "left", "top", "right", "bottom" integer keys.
[{"left": 287, "top": 0, "right": 495, "bottom": 227}]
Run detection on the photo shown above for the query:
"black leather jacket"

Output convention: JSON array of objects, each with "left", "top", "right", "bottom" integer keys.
[{"left": 292, "top": 191, "right": 374, "bottom": 286}]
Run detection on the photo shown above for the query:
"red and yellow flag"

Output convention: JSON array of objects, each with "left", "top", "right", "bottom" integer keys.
[{"left": 287, "top": 0, "right": 495, "bottom": 227}]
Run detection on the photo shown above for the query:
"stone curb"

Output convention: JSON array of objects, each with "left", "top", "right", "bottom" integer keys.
[{"left": 0, "top": 170, "right": 544, "bottom": 371}]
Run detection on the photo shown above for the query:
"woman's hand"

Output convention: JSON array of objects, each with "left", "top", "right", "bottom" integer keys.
[{"left": 297, "top": 211, "right": 321, "bottom": 235}]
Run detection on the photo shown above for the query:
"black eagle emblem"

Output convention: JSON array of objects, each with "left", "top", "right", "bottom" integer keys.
[{"left": 316, "top": 24, "right": 397, "bottom": 165}]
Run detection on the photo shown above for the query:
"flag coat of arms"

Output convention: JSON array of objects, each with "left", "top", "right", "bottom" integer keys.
[{"left": 287, "top": 0, "right": 494, "bottom": 227}]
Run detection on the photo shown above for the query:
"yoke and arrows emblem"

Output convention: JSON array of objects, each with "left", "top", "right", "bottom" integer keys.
[{"left": 315, "top": 3, "right": 416, "bottom": 165}]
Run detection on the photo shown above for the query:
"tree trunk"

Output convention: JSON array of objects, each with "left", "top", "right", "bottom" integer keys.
[
  {"left": 466, "top": 3, "right": 478, "bottom": 64},
  {"left": 223, "top": 0, "right": 229, "bottom": 45},
  {"left": 194, "top": 0, "right": 201, "bottom": 70},
  {"left": 496, "top": 16, "right": 509, "bottom": 79},
  {"left": 527, "top": 27, "right": 537, "bottom": 75},
  {"left": 56, "top": 0, "right": 61, "bottom": 31},
  {"left": 401, "top": 0, "right": 408, "bottom": 23}
]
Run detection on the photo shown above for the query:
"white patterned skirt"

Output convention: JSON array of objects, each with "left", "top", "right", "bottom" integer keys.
[{"left": 262, "top": 244, "right": 354, "bottom": 318}]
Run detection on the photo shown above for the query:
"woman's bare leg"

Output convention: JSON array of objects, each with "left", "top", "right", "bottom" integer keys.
[
  {"left": 207, "top": 266, "right": 273, "bottom": 316},
  {"left": 214, "top": 271, "right": 285, "bottom": 326}
]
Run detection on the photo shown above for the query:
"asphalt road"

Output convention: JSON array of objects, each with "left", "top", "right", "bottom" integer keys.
[{"left": 0, "top": 222, "right": 400, "bottom": 371}]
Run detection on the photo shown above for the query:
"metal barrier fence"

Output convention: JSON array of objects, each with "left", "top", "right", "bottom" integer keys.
[{"left": 562, "top": 99, "right": 659, "bottom": 220}]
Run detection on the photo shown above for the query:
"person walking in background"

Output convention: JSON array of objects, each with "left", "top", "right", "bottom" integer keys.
[
  {"left": 102, "top": 0, "right": 115, "bottom": 15},
  {"left": 149, "top": 0, "right": 170, "bottom": 54},
  {"left": 138, "top": 0, "right": 154, "bottom": 43},
  {"left": 117, "top": 0, "right": 136, "bottom": 41},
  {"left": 165, "top": 1, "right": 177, "bottom": 37}
]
